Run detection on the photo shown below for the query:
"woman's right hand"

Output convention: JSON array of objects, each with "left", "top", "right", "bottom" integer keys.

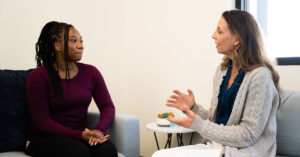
[
  {"left": 82, "top": 128, "right": 109, "bottom": 146},
  {"left": 89, "top": 129, "right": 109, "bottom": 146},
  {"left": 166, "top": 89, "right": 195, "bottom": 110}
]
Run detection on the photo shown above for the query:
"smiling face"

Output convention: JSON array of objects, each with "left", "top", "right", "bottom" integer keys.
[{"left": 212, "top": 16, "right": 239, "bottom": 58}]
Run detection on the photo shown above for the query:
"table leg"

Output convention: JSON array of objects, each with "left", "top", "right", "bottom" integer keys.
[
  {"left": 176, "top": 134, "right": 179, "bottom": 146},
  {"left": 164, "top": 133, "right": 172, "bottom": 148},
  {"left": 189, "top": 132, "right": 194, "bottom": 145},
  {"left": 168, "top": 133, "right": 172, "bottom": 148},
  {"left": 153, "top": 132, "right": 160, "bottom": 150},
  {"left": 177, "top": 132, "right": 195, "bottom": 146},
  {"left": 153, "top": 132, "right": 193, "bottom": 150},
  {"left": 177, "top": 133, "right": 184, "bottom": 146}
]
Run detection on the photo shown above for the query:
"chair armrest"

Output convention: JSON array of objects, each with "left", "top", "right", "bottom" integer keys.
[{"left": 87, "top": 112, "right": 140, "bottom": 157}]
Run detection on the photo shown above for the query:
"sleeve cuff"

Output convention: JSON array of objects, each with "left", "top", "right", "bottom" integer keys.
[
  {"left": 191, "top": 103, "right": 200, "bottom": 113},
  {"left": 190, "top": 115, "right": 204, "bottom": 131},
  {"left": 95, "top": 127, "right": 107, "bottom": 135},
  {"left": 74, "top": 130, "right": 83, "bottom": 141}
]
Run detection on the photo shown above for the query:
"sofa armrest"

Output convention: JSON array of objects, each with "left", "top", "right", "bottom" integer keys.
[{"left": 87, "top": 112, "right": 140, "bottom": 157}]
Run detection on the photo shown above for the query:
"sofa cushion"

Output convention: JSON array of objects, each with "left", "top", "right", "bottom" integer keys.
[
  {"left": 276, "top": 91, "right": 300, "bottom": 156},
  {"left": 0, "top": 151, "right": 30, "bottom": 157},
  {"left": 0, "top": 69, "right": 33, "bottom": 152},
  {"left": 0, "top": 151, "right": 124, "bottom": 157}
]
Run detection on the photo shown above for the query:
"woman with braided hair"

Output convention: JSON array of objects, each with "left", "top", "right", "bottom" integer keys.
[{"left": 25, "top": 21, "right": 118, "bottom": 157}]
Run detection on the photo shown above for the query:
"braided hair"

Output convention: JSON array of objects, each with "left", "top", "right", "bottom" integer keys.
[{"left": 35, "top": 21, "right": 73, "bottom": 95}]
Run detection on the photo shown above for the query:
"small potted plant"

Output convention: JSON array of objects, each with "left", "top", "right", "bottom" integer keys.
[{"left": 156, "top": 112, "right": 174, "bottom": 127}]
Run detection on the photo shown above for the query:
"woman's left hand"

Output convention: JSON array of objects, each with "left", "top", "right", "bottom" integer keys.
[{"left": 167, "top": 105, "right": 197, "bottom": 128}]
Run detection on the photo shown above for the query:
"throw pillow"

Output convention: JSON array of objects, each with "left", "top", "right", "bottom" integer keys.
[{"left": 0, "top": 69, "right": 33, "bottom": 152}]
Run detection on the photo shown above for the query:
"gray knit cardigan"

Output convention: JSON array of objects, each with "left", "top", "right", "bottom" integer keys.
[{"left": 191, "top": 66, "right": 279, "bottom": 157}]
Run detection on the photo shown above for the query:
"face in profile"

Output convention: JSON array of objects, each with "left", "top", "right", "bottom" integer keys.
[
  {"left": 212, "top": 16, "right": 239, "bottom": 58},
  {"left": 54, "top": 27, "right": 84, "bottom": 62},
  {"left": 67, "top": 27, "right": 84, "bottom": 62}
]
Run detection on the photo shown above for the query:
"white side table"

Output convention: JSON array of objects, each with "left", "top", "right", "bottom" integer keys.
[{"left": 146, "top": 122, "right": 194, "bottom": 150}]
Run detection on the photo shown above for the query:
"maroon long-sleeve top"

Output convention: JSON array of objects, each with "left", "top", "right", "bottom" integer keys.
[{"left": 26, "top": 62, "right": 115, "bottom": 140}]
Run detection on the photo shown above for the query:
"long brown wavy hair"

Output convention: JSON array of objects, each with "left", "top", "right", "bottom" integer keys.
[{"left": 220, "top": 10, "right": 280, "bottom": 91}]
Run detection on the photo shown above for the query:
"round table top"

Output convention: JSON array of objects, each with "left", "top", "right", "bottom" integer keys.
[{"left": 146, "top": 122, "right": 194, "bottom": 133}]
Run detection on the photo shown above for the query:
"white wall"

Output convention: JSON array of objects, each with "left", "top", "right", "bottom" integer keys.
[
  {"left": 1, "top": 1, "right": 299, "bottom": 157},
  {"left": 276, "top": 66, "right": 300, "bottom": 91}
]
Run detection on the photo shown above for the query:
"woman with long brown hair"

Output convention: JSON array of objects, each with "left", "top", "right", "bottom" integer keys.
[{"left": 153, "top": 10, "right": 280, "bottom": 157}]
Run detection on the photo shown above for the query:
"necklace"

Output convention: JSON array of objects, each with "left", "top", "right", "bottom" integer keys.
[
  {"left": 230, "top": 69, "right": 238, "bottom": 80},
  {"left": 230, "top": 75, "right": 235, "bottom": 80}
]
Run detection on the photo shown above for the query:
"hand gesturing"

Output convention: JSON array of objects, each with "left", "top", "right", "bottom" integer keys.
[
  {"left": 166, "top": 89, "right": 195, "bottom": 110},
  {"left": 167, "top": 105, "right": 196, "bottom": 128}
]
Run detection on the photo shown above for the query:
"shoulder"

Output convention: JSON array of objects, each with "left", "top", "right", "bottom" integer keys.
[
  {"left": 27, "top": 66, "right": 50, "bottom": 87},
  {"left": 246, "top": 66, "right": 272, "bottom": 82},
  {"left": 243, "top": 66, "right": 277, "bottom": 92},
  {"left": 77, "top": 62, "right": 100, "bottom": 73},
  {"left": 28, "top": 66, "right": 48, "bottom": 79},
  {"left": 76, "top": 62, "right": 103, "bottom": 81}
]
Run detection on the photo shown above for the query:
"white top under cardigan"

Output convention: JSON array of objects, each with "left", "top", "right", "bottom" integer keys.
[{"left": 191, "top": 66, "right": 279, "bottom": 157}]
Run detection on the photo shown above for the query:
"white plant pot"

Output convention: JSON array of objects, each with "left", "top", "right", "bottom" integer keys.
[{"left": 156, "top": 118, "right": 170, "bottom": 127}]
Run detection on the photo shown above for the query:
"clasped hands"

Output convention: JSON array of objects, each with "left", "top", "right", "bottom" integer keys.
[
  {"left": 82, "top": 128, "right": 109, "bottom": 146},
  {"left": 166, "top": 89, "right": 197, "bottom": 128}
]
